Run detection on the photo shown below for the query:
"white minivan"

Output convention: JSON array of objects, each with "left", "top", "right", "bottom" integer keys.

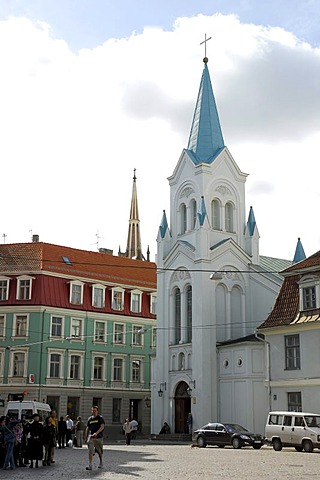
[
  {"left": 265, "top": 411, "right": 320, "bottom": 453},
  {"left": 5, "top": 400, "right": 51, "bottom": 422}
]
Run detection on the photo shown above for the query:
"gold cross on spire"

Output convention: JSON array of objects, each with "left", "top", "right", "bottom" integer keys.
[{"left": 200, "top": 33, "right": 212, "bottom": 63}]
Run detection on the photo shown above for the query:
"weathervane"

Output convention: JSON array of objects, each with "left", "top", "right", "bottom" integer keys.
[{"left": 200, "top": 33, "right": 212, "bottom": 63}]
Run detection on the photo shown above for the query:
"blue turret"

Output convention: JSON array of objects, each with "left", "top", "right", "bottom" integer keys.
[{"left": 293, "top": 238, "right": 306, "bottom": 264}]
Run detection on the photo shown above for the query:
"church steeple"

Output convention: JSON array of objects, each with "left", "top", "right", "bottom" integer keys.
[
  {"left": 125, "top": 169, "right": 143, "bottom": 260},
  {"left": 293, "top": 238, "right": 306, "bottom": 264},
  {"left": 186, "top": 58, "right": 225, "bottom": 165}
]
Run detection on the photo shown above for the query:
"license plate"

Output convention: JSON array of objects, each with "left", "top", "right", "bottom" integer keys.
[{"left": 254, "top": 441, "right": 261, "bottom": 443}]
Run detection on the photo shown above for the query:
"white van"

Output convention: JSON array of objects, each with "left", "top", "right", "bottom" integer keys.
[
  {"left": 265, "top": 411, "right": 320, "bottom": 453},
  {"left": 5, "top": 400, "right": 51, "bottom": 422}
]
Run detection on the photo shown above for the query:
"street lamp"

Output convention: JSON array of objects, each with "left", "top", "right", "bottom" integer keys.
[{"left": 158, "top": 382, "right": 166, "bottom": 397}]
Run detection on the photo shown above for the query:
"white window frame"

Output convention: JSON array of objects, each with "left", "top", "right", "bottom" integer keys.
[
  {"left": 150, "top": 293, "right": 157, "bottom": 315},
  {"left": 112, "top": 355, "right": 125, "bottom": 382},
  {"left": 94, "top": 320, "right": 107, "bottom": 343},
  {"left": 92, "top": 284, "right": 106, "bottom": 308},
  {"left": 113, "top": 323, "right": 125, "bottom": 345},
  {"left": 131, "top": 290, "right": 142, "bottom": 313},
  {"left": 69, "top": 280, "right": 84, "bottom": 305},
  {"left": 0, "top": 314, "right": 6, "bottom": 338},
  {"left": 70, "top": 317, "right": 83, "bottom": 339},
  {"left": 67, "top": 350, "right": 84, "bottom": 380},
  {"left": 132, "top": 325, "right": 143, "bottom": 346},
  {"left": 47, "top": 350, "right": 64, "bottom": 379},
  {"left": 13, "top": 313, "right": 29, "bottom": 338},
  {"left": 0, "top": 276, "right": 10, "bottom": 301},
  {"left": 131, "top": 356, "right": 144, "bottom": 383},
  {"left": 112, "top": 288, "right": 124, "bottom": 311},
  {"left": 92, "top": 354, "right": 107, "bottom": 381},
  {"left": 9, "top": 348, "right": 28, "bottom": 378},
  {"left": 16, "top": 275, "right": 34, "bottom": 300},
  {"left": 50, "top": 315, "right": 64, "bottom": 338},
  {"left": 299, "top": 276, "right": 320, "bottom": 311}
]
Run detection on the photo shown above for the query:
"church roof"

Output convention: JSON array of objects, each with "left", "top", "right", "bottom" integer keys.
[{"left": 186, "top": 60, "right": 225, "bottom": 165}]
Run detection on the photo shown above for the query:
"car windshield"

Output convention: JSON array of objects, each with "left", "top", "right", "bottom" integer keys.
[
  {"left": 224, "top": 424, "right": 248, "bottom": 433},
  {"left": 304, "top": 416, "right": 320, "bottom": 428}
]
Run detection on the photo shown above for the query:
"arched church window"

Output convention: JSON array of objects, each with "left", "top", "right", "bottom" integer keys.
[
  {"left": 186, "top": 285, "right": 192, "bottom": 343},
  {"left": 211, "top": 199, "right": 221, "bottom": 230},
  {"left": 174, "top": 287, "right": 181, "bottom": 344},
  {"left": 178, "top": 352, "right": 185, "bottom": 370},
  {"left": 180, "top": 204, "right": 187, "bottom": 234},
  {"left": 190, "top": 199, "right": 197, "bottom": 230},
  {"left": 225, "top": 202, "right": 234, "bottom": 232}
]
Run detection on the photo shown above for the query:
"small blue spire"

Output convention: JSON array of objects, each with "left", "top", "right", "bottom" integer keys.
[
  {"left": 197, "top": 196, "right": 207, "bottom": 226},
  {"left": 159, "top": 210, "right": 168, "bottom": 239},
  {"left": 186, "top": 60, "right": 224, "bottom": 164},
  {"left": 247, "top": 206, "right": 256, "bottom": 236},
  {"left": 293, "top": 238, "right": 306, "bottom": 264}
]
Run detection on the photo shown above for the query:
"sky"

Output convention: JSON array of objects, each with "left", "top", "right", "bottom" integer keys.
[{"left": 1, "top": 0, "right": 320, "bottom": 263}]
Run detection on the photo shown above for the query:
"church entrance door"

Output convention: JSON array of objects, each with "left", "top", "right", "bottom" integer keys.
[{"left": 174, "top": 382, "right": 191, "bottom": 433}]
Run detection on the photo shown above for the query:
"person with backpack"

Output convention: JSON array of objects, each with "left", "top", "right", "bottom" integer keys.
[{"left": 84, "top": 406, "right": 105, "bottom": 471}]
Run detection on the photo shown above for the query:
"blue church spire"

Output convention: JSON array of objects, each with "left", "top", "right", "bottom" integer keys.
[
  {"left": 186, "top": 58, "right": 225, "bottom": 165},
  {"left": 246, "top": 206, "right": 256, "bottom": 236},
  {"left": 159, "top": 210, "right": 168, "bottom": 239},
  {"left": 293, "top": 238, "right": 306, "bottom": 264}
]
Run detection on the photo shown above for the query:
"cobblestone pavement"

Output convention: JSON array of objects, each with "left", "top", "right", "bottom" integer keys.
[{"left": 3, "top": 442, "right": 320, "bottom": 479}]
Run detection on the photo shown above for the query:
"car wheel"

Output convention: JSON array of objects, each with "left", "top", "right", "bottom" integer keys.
[
  {"left": 197, "top": 436, "right": 206, "bottom": 448},
  {"left": 295, "top": 446, "right": 303, "bottom": 452},
  {"left": 272, "top": 438, "right": 282, "bottom": 451},
  {"left": 232, "top": 437, "right": 242, "bottom": 449},
  {"left": 253, "top": 444, "right": 262, "bottom": 449},
  {"left": 303, "top": 440, "right": 314, "bottom": 453}
]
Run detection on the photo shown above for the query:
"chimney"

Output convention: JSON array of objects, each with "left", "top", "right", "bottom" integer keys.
[
  {"left": 99, "top": 248, "right": 113, "bottom": 255},
  {"left": 32, "top": 235, "right": 39, "bottom": 243}
]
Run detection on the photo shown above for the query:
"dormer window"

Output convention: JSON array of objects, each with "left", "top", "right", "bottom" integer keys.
[
  {"left": 112, "top": 288, "right": 124, "bottom": 311},
  {"left": 70, "top": 281, "right": 84, "bottom": 305},
  {"left": 150, "top": 293, "right": 157, "bottom": 315},
  {"left": 0, "top": 277, "right": 10, "bottom": 301},
  {"left": 299, "top": 276, "right": 319, "bottom": 311},
  {"left": 92, "top": 284, "right": 106, "bottom": 308},
  {"left": 16, "top": 275, "right": 34, "bottom": 300},
  {"left": 131, "top": 290, "right": 142, "bottom": 313},
  {"left": 303, "top": 286, "right": 316, "bottom": 310}
]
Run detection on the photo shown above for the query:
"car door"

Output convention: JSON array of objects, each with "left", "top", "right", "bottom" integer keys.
[
  {"left": 214, "top": 423, "right": 230, "bottom": 446},
  {"left": 204, "top": 424, "right": 218, "bottom": 445},
  {"left": 280, "top": 415, "right": 293, "bottom": 444},
  {"left": 290, "top": 416, "right": 306, "bottom": 446}
]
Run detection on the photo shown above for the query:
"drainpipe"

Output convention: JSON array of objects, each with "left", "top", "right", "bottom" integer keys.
[
  {"left": 254, "top": 330, "right": 271, "bottom": 412},
  {"left": 38, "top": 308, "right": 46, "bottom": 402}
]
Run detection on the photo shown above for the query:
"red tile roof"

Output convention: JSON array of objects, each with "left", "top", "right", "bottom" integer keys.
[{"left": 0, "top": 242, "right": 156, "bottom": 289}]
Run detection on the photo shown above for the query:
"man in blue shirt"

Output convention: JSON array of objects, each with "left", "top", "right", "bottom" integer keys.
[{"left": 85, "top": 406, "right": 105, "bottom": 471}]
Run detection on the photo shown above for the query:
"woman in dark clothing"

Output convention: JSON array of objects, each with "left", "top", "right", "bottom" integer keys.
[
  {"left": 57, "top": 416, "right": 67, "bottom": 449},
  {"left": 42, "top": 416, "right": 56, "bottom": 466},
  {"left": 27, "top": 413, "right": 43, "bottom": 468}
]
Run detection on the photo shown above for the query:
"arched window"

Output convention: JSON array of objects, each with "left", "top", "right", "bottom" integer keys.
[
  {"left": 212, "top": 199, "right": 221, "bottom": 230},
  {"left": 190, "top": 199, "right": 197, "bottom": 230},
  {"left": 186, "top": 285, "right": 192, "bottom": 343},
  {"left": 174, "top": 288, "right": 181, "bottom": 344},
  {"left": 180, "top": 204, "right": 187, "bottom": 234},
  {"left": 225, "top": 202, "right": 234, "bottom": 232},
  {"left": 178, "top": 352, "right": 185, "bottom": 370}
]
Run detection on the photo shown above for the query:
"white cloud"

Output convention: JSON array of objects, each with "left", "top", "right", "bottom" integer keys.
[{"left": 0, "top": 13, "right": 319, "bottom": 261}]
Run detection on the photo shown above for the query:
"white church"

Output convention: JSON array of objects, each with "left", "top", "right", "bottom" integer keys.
[{"left": 151, "top": 54, "right": 302, "bottom": 436}]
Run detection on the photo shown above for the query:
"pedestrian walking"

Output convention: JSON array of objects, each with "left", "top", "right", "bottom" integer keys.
[
  {"left": 187, "top": 412, "right": 193, "bottom": 434},
  {"left": 65, "top": 415, "right": 73, "bottom": 446},
  {"left": 84, "top": 406, "right": 105, "bottom": 471},
  {"left": 2, "top": 416, "right": 18, "bottom": 470},
  {"left": 57, "top": 416, "right": 67, "bottom": 448},
  {"left": 42, "top": 416, "right": 56, "bottom": 466},
  {"left": 50, "top": 409, "right": 58, "bottom": 463},
  {"left": 123, "top": 418, "right": 133, "bottom": 445},
  {"left": 27, "top": 413, "right": 44, "bottom": 469},
  {"left": 75, "top": 416, "right": 85, "bottom": 447}
]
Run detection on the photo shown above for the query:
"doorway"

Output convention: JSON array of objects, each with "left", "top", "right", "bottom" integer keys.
[{"left": 174, "top": 382, "right": 191, "bottom": 433}]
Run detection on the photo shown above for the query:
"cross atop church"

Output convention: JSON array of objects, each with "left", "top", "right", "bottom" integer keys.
[{"left": 200, "top": 34, "right": 212, "bottom": 63}]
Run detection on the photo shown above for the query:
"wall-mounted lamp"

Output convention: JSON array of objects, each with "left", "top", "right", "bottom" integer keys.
[
  {"left": 158, "top": 382, "right": 167, "bottom": 397},
  {"left": 187, "top": 380, "right": 196, "bottom": 396}
]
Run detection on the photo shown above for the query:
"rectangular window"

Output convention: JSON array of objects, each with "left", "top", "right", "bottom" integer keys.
[
  {"left": 288, "top": 392, "right": 302, "bottom": 412},
  {"left": 51, "top": 316, "right": 63, "bottom": 337},
  {"left": 0, "top": 280, "right": 8, "bottom": 301},
  {"left": 93, "top": 357, "right": 103, "bottom": 380},
  {"left": 71, "top": 283, "right": 83, "bottom": 305},
  {"left": 303, "top": 286, "right": 316, "bottom": 310},
  {"left": 15, "top": 315, "right": 28, "bottom": 337},
  {"left": 131, "top": 360, "right": 141, "bottom": 382},
  {"left": 152, "top": 328, "right": 157, "bottom": 347},
  {"left": 13, "top": 353, "right": 25, "bottom": 376},
  {"left": 70, "top": 355, "right": 80, "bottom": 379},
  {"left": 18, "top": 279, "right": 31, "bottom": 300},
  {"left": 71, "top": 318, "right": 82, "bottom": 338},
  {"left": 113, "top": 358, "right": 123, "bottom": 381},
  {"left": 112, "top": 290, "right": 124, "bottom": 311},
  {"left": 94, "top": 321, "right": 106, "bottom": 342},
  {"left": 49, "top": 353, "right": 61, "bottom": 378},
  {"left": 132, "top": 326, "right": 142, "bottom": 346},
  {"left": 114, "top": 324, "right": 124, "bottom": 344},
  {"left": 150, "top": 294, "right": 157, "bottom": 315},
  {"left": 0, "top": 315, "right": 5, "bottom": 337},
  {"left": 285, "top": 335, "right": 300, "bottom": 370},
  {"left": 93, "top": 287, "right": 104, "bottom": 308},
  {"left": 112, "top": 398, "right": 121, "bottom": 423},
  {"left": 131, "top": 293, "right": 141, "bottom": 313}
]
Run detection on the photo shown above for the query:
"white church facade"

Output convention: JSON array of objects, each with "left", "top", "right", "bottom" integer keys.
[{"left": 151, "top": 56, "right": 295, "bottom": 436}]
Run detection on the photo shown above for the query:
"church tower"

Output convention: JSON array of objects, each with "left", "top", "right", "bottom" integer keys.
[{"left": 152, "top": 51, "right": 291, "bottom": 436}]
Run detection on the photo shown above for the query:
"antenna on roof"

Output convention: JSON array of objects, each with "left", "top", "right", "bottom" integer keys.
[
  {"left": 2, "top": 233, "right": 7, "bottom": 244},
  {"left": 91, "top": 230, "right": 104, "bottom": 251}
]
